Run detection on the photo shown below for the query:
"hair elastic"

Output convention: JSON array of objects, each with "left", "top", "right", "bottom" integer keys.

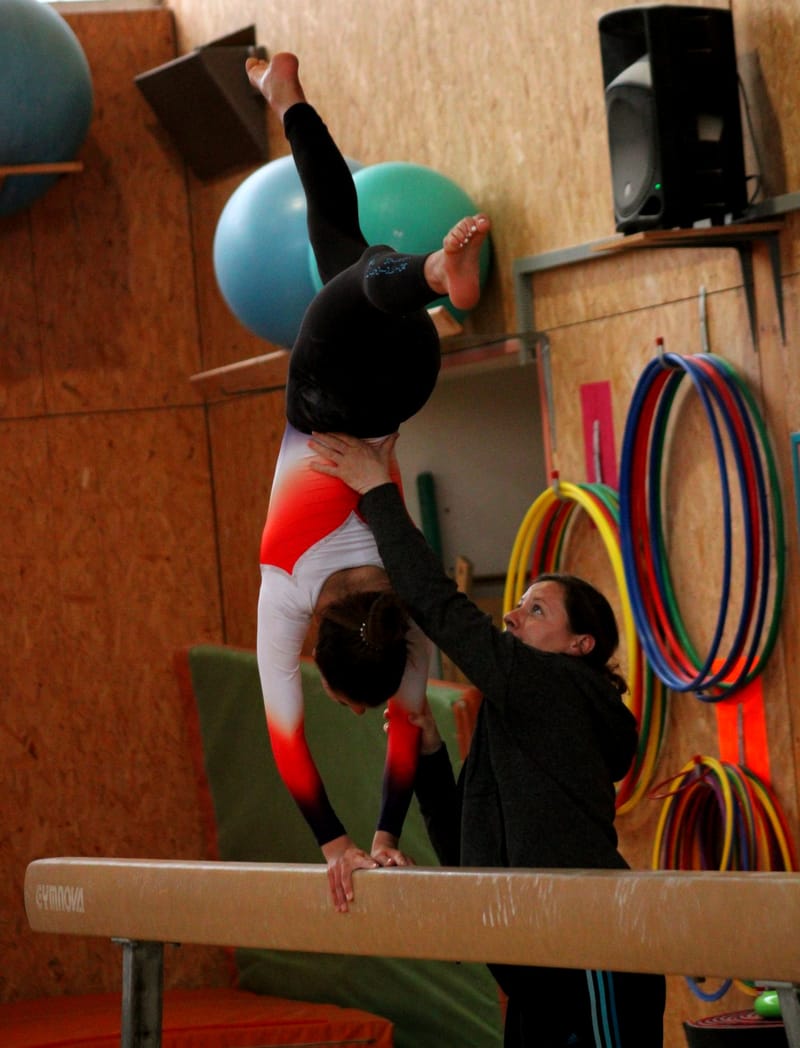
[{"left": 359, "top": 620, "right": 378, "bottom": 651}]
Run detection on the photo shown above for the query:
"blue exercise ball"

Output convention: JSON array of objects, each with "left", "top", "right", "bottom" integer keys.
[
  {"left": 308, "top": 161, "right": 491, "bottom": 321},
  {"left": 214, "top": 154, "right": 362, "bottom": 349},
  {"left": 0, "top": 0, "right": 93, "bottom": 217}
]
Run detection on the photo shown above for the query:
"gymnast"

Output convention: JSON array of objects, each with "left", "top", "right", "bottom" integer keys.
[
  {"left": 245, "top": 52, "right": 490, "bottom": 911},
  {"left": 306, "top": 432, "right": 667, "bottom": 1044}
]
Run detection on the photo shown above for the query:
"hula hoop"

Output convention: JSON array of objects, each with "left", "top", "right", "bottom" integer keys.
[
  {"left": 650, "top": 754, "right": 797, "bottom": 999},
  {"left": 619, "top": 353, "right": 785, "bottom": 699}
]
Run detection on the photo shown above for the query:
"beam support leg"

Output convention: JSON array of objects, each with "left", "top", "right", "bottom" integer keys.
[
  {"left": 115, "top": 938, "right": 164, "bottom": 1048},
  {"left": 775, "top": 984, "right": 800, "bottom": 1048}
]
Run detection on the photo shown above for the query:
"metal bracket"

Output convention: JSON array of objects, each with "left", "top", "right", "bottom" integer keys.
[
  {"left": 733, "top": 232, "right": 785, "bottom": 350},
  {"left": 512, "top": 218, "right": 791, "bottom": 353}
]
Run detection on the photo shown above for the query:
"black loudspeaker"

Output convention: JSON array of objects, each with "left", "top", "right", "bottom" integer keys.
[
  {"left": 135, "top": 27, "right": 268, "bottom": 180},
  {"left": 599, "top": 5, "right": 747, "bottom": 233}
]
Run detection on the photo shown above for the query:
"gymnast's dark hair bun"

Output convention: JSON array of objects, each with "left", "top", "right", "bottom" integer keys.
[{"left": 315, "top": 590, "right": 410, "bottom": 707}]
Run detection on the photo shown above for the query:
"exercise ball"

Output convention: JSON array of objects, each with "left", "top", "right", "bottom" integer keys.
[
  {"left": 214, "top": 154, "right": 362, "bottom": 348},
  {"left": 0, "top": 0, "right": 93, "bottom": 217},
  {"left": 308, "top": 161, "right": 491, "bottom": 321}
]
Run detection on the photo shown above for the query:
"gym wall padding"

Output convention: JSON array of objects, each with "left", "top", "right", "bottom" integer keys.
[{"left": 177, "top": 645, "right": 504, "bottom": 1048}]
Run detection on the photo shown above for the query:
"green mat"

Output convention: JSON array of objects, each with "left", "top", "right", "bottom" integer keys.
[{"left": 181, "top": 644, "right": 503, "bottom": 1048}]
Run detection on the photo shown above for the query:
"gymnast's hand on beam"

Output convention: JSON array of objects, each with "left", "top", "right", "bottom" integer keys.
[
  {"left": 308, "top": 432, "right": 396, "bottom": 495},
  {"left": 371, "top": 829, "right": 415, "bottom": 871},
  {"left": 322, "top": 834, "right": 380, "bottom": 913}
]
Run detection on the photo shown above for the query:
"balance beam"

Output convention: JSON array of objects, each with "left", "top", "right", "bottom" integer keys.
[{"left": 25, "top": 858, "right": 800, "bottom": 982}]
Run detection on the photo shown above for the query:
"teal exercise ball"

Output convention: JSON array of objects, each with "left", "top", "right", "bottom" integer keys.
[
  {"left": 0, "top": 0, "right": 93, "bottom": 217},
  {"left": 214, "top": 154, "right": 362, "bottom": 349},
  {"left": 308, "top": 161, "right": 491, "bottom": 321}
]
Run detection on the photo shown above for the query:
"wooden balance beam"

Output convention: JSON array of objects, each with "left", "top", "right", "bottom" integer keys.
[{"left": 25, "top": 859, "right": 800, "bottom": 1046}]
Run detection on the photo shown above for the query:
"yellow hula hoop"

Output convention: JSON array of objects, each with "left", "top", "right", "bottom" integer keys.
[
  {"left": 504, "top": 485, "right": 635, "bottom": 652},
  {"left": 742, "top": 774, "right": 797, "bottom": 871}
]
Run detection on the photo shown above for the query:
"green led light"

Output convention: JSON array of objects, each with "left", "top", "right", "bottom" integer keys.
[{"left": 654, "top": 182, "right": 662, "bottom": 190}]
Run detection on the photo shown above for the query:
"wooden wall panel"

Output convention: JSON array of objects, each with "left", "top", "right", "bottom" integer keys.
[
  {"left": 184, "top": 104, "right": 291, "bottom": 374},
  {"left": 3, "top": 409, "right": 227, "bottom": 998},
  {"left": 30, "top": 12, "right": 204, "bottom": 414},
  {"left": 0, "top": 9, "right": 231, "bottom": 1003},
  {"left": 207, "top": 392, "right": 286, "bottom": 647},
  {"left": 0, "top": 215, "right": 44, "bottom": 418},
  {"left": 735, "top": 0, "right": 800, "bottom": 199},
  {"left": 530, "top": 245, "right": 747, "bottom": 333},
  {"left": 187, "top": 174, "right": 269, "bottom": 373}
]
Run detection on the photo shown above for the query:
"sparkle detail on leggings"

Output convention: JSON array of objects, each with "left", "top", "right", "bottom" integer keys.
[{"left": 366, "top": 255, "right": 409, "bottom": 278}]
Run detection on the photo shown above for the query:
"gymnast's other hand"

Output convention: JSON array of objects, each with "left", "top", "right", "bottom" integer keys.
[
  {"left": 309, "top": 432, "right": 396, "bottom": 495},
  {"left": 322, "top": 834, "right": 380, "bottom": 913},
  {"left": 371, "top": 829, "right": 415, "bottom": 870}
]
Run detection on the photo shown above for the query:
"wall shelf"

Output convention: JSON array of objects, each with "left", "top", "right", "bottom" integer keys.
[
  {"left": 512, "top": 191, "right": 800, "bottom": 350},
  {"left": 191, "top": 348, "right": 290, "bottom": 399},
  {"left": 0, "top": 161, "right": 83, "bottom": 191},
  {"left": 190, "top": 331, "right": 541, "bottom": 401}
]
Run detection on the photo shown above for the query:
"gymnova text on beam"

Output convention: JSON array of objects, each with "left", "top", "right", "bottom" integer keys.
[{"left": 35, "top": 884, "right": 85, "bottom": 913}]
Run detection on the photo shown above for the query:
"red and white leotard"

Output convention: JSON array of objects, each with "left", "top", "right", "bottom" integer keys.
[{"left": 257, "top": 423, "right": 430, "bottom": 846}]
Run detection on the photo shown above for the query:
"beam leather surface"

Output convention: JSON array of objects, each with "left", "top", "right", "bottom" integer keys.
[{"left": 24, "top": 858, "right": 800, "bottom": 983}]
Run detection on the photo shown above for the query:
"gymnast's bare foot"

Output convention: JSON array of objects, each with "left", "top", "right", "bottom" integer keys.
[
  {"left": 246, "top": 52, "right": 306, "bottom": 123},
  {"left": 424, "top": 214, "right": 491, "bottom": 311}
]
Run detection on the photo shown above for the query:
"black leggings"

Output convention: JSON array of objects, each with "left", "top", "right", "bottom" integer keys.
[
  {"left": 490, "top": 963, "right": 666, "bottom": 1047},
  {"left": 283, "top": 103, "right": 442, "bottom": 437}
]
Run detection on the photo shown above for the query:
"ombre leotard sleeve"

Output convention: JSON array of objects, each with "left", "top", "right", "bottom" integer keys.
[{"left": 379, "top": 621, "right": 429, "bottom": 838}]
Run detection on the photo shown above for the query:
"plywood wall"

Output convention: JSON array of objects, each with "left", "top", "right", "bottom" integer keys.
[
  {"left": 4, "top": 1, "right": 800, "bottom": 1046},
  {"left": 0, "top": 8, "right": 232, "bottom": 1001}
]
